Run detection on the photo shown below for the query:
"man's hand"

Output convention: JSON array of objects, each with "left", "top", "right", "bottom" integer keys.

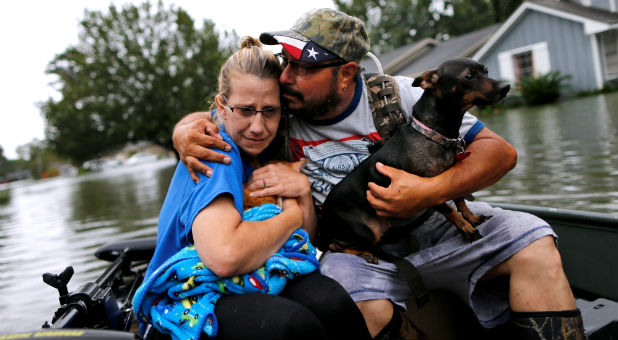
[
  {"left": 172, "top": 114, "right": 232, "bottom": 183},
  {"left": 366, "top": 162, "right": 441, "bottom": 219},
  {"left": 365, "top": 127, "right": 517, "bottom": 219}
]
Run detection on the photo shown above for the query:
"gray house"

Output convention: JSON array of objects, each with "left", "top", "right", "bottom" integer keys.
[
  {"left": 475, "top": 0, "right": 617, "bottom": 92},
  {"left": 362, "top": 0, "right": 618, "bottom": 93}
]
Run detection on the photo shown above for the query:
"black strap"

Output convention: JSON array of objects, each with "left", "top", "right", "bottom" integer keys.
[
  {"left": 363, "top": 72, "right": 429, "bottom": 308},
  {"left": 375, "top": 250, "right": 429, "bottom": 308},
  {"left": 374, "top": 209, "right": 435, "bottom": 308},
  {"left": 395, "top": 259, "right": 429, "bottom": 308}
]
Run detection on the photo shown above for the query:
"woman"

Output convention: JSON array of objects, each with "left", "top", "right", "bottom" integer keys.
[{"left": 134, "top": 37, "right": 370, "bottom": 340}]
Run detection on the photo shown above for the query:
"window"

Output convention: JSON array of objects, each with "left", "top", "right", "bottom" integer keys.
[
  {"left": 498, "top": 42, "right": 550, "bottom": 84},
  {"left": 513, "top": 51, "right": 535, "bottom": 80},
  {"left": 600, "top": 30, "right": 618, "bottom": 79}
]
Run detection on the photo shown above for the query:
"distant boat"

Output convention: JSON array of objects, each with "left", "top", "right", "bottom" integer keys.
[{"left": 125, "top": 152, "right": 158, "bottom": 165}]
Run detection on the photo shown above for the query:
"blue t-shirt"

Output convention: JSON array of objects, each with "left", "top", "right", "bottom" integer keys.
[{"left": 144, "top": 130, "right": 253, "bottom": 281}]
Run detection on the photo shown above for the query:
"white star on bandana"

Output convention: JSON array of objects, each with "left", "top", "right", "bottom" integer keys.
[{"left": 306, "top": 47, "right": 319, "bottom": 60}]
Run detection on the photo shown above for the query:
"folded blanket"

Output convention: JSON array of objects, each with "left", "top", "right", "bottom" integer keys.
[{"left": 132, "top": 203, "right": 319, "bottom": 340}]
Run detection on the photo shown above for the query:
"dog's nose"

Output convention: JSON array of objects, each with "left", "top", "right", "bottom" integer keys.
[{"left": 499, "top": 83, "right": 510, "bottom": 97}]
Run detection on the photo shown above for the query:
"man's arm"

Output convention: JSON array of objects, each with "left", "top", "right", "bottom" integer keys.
[
  {"left": 366, "top": 127, "right": 517, "bottom": 218},
  {"left": 172, "top": 112, "right": 232, "bottom": 182}
]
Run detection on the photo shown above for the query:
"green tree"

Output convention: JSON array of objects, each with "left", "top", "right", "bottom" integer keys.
[
  {"left": 0, "top": 146, "right": 8, "bottom": 176},
  {"left": 334, "top": 0, "right": 522, "bottom": 52},
  {"left": 15, "top": 140, "right": 63, "bottom": 179},
  {"left": 335, "top": 0, "right": 436, "bottom": 52},
  {"left": 439, "top": 0, "right": 521, "bottom": 37},
  {"left": 42, "top": 1, "right": 230, "bottom": 165},
  {"left": 438, "top": 0, "right": 494, "bottom": 37},
  {"left": 0, "top": 146, "right": 24, "bottom": 178}
]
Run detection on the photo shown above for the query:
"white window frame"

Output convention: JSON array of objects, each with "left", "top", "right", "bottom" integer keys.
[
  {"left": 599, "top": 29, "right": 618, "bottom": 80},
  {"left": 498, "top": 42, "right": 551, "bottom": 83}
]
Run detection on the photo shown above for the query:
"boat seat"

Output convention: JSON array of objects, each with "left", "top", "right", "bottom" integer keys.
[{"left": 95, "top": 237, "right": 157, "bottom": 262}]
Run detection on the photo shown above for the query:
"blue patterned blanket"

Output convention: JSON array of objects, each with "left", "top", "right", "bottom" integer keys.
[{"left": 132, "top": 203, "right": 319, "bottom": 340}]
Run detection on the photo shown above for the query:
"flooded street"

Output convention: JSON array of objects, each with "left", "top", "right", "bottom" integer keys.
[
  {"left": 0, "top": 158, "right": 176, "bottom": 332},
  {"left": 0, "top": 92, "right": 616, "bottom": 333},
  {"left": 476, "top": 92, "right": 618, "bottom": 212}
]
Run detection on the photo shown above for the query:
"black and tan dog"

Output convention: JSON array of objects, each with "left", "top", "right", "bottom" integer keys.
[{"left": 316, "top": 58, "right": 510, "bottom": 263}]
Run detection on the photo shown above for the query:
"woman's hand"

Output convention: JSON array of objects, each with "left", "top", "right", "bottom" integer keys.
[
  {"left": 172, "top": 113, "right": 232, "bottom": 182},
  {"left": 246, "top": 161, "right": 310, "bottom": 199},
  {"left": 248, "top": 160, "right": 317, "bottom": 238}
]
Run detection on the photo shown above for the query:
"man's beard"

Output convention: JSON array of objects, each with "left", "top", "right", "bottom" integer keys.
[{"left": 281, "top": 83, "right": 341, "bottom": 121}]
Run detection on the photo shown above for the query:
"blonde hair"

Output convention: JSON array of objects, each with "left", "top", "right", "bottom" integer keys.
[
  {"left": 212, "top": 37, "right": 289, "bottom": 160},
  {"left": 215, "top": 36, "right": 281, "bottom": 104}
]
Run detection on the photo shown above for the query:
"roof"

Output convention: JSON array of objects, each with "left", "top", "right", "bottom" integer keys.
[
  {"left": 473, "top": 0, "right": 618, "bottom": 60},
  {"left": 360, "top": 24, "right": 500, "bottom": 77},
  {"left": 532, "top": 0, "right": 618, "bottom": 24},
  {"left": 395, "top": 24, "right": 500, "bottom": 76},
  {"left": 360, "top": 39, "right": 437, "bottom": 74}
]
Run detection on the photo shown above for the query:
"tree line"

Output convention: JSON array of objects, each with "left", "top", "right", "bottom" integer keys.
[
  {"left": 336, "top": 0, "right": 521, "bottom": 52},
  {"left": 16, "top": 0, "right": 521, "bottom": 169}
]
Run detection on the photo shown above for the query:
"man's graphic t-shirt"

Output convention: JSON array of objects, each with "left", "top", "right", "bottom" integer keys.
[{"left": 288, "top": 76, "right": 485, "bottom": 206}]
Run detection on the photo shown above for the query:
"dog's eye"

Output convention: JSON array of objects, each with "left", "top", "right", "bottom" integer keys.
[{"left": 465, "top": 73, "right": 474, "bottom": 80}]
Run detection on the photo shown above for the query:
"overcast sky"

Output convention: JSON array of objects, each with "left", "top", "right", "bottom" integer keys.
[{"left": 0, "top": 0, "right": 334, "bottom": 160}]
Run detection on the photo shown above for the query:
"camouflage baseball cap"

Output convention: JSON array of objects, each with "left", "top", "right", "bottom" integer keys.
[{"left": 260, "top": 8, "right": 370, "bottom": 63}]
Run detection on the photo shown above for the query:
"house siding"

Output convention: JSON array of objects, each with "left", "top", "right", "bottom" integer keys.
[
  {"left": 568, "top": 0, "right": 617, "bottom": 12},
  {"left": 480, "top": 10, "right": 599, "bottom": 92},
  {"left": 590, "top": 0, "right": 618, "bottom": 12}
]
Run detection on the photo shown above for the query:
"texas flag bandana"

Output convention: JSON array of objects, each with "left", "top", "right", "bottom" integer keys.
[{"left": 274, "top": 35, "right": 340, "bottom": 63}]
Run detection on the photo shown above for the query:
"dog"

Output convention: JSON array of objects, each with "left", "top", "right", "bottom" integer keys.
[{"left": 316, "top": 58, "right": 510, "bottom": 263}]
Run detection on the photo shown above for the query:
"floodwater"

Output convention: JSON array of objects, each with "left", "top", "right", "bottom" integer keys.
[
  {"left": 475, "top": 92, "right": 618, "bottom": 213},
  {"left": 0, "top": 92, "right": 616, "bottom": 333},
  {"left": 0, "top": 159, "right": 176, "bottom": 333}
]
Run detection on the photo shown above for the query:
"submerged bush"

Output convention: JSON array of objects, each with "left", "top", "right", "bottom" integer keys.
[
  {"left": 518, "top": 71, "right": 571, "bottom": 105},
  {"left": 0, "top": 189, "right": 9, "bottom": 205}
]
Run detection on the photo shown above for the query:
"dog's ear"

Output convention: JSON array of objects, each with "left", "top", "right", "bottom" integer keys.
[{"left": 412, "top": 69, "right": 440, "bottom": 89}]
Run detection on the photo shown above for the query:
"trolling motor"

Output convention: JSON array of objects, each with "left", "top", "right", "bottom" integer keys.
[
  {"left": 41, "top": 238, "right": 156, "bottom": 332},
  {"left": 42, "top": 256, "right": 125, "bottom": 329},
  {"left": 43, "top": 266, "right": 74, "bottom": 299}
]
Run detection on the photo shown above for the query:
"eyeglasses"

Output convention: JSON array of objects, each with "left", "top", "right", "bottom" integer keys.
[
  {"left": 221, "top": 95, "right": 281, "bottom": 120},
  {"left": 277, "top": 53, "right": 347, "bottom": 77}
]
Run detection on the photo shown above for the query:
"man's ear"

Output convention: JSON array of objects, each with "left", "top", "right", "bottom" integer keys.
[
  {"left": 412, "top": 69, "right": 439, "bottom": 89},
  {"left": 215, "top": 95, "right": 228, "bottom": 120},
  {"left": 339, "top": 62, "right": 358, "bottom": 91}
]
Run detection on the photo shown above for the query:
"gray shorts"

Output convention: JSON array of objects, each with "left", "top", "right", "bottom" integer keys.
[{"left": 319, "top": 201, "right": 556, "bottom": 328}]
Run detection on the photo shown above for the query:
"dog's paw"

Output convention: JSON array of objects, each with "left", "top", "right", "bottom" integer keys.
[
  {"left": 465, "top": 229, "right": 483, "bottom": 242},
  {"left": 479, "top": 214, "right": 492, "bottom": 224},
  {"left": 468, "top": 214, "right": 492, "bottom": 226},
  {"left": 358, "top": 253, "right": 379, "bottom": 264}
]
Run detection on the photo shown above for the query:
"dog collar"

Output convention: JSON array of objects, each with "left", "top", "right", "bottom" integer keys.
[{"left": 410, "top": 115, "right": 466, "bottom": 154}]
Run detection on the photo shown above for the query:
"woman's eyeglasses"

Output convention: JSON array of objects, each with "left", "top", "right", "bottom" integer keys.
[
  {"left": 277, "top": 53, "right": 347, "bottom": 77},
  {"left": 221, "top": 95, "right": 280, "bottom": 120}
]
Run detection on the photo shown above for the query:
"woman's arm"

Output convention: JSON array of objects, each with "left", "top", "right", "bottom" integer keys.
[{"left": 191, "top": 194, "right": 303, "bottom": 277}]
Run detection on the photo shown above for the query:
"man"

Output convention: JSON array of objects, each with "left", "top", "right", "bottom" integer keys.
[{"left": 172, "top": 8, "right": 584, "bottom": 340}]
